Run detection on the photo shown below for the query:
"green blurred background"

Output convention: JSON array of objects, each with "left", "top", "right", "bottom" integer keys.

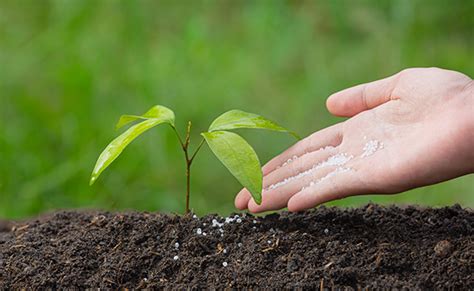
[{"left": 1, "top": 0, "right": 473, "bottom": 219}]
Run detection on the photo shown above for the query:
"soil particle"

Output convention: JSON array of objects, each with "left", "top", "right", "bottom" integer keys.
[
  {"left": 0, "top": 204, "right": 472, "bottom": 289},
  {"left": 434, "top": 240, "right": 453, "bottom": 257}
]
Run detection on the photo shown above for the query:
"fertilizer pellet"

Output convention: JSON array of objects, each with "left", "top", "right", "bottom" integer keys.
[
  {"left": 173, "top": 255, "right": 179, "bottom": 261},
  {"left": 222, "top": 262, "right": 228, "bottom": 267},
  {"left": 236, "top": 218, "right": 242, "bottom": 223},
  {"left": 324, "top": 228, "right": 329, "bottom": 234},
  {"left": 174, "top": 242, "right": 179, "bottom": 248},
  {"left": 362, "top": 139, "right": 384, "bottom": 157},
  {"left": 196, "top": 228, "right": 202, "bottom": 235},
  {"left": 301, "top": 167, "right": 352, "bottom": 191},
  {"left": 267, "top": 152, "right": 353, "bottom": 191},
  {"left": 280, "top": 155, "right": 299, "bottom": 168},
  {"left": 212, "top": 219, "right": 224, "bottom": 228},
  {"left": 318, "top": 167, "right": 351, "bottom": 184},
  {"left": 277, "top": 146, "right": 336, "bottom": 169}
]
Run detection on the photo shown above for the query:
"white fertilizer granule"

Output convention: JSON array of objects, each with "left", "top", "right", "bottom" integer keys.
[
  {"left": 266, "top": 152, "right": 353, "bottom": 191},
  {"left": 301, "top": 167, "right": 352, "bottom": 191},
  {"left": 196, "top": 228, "right": 202, "bottom": 235},
  {"left": 222, "top": 262, "right": 228, "bottom": 267},
  {"left": 318, "top": 167, "right": 351, "bottom": 183},
  {"left": 277, "top": 146, "right": 336, "bottom": 169},
  {"left": 362, "top": 139, "right": 384, "bottom": 157},
  {"left": 173, "top": 255, "right": 179, "bottom": 260},
  {"left": 212, "top": 219, "right": 224, "bottom": 228},
  {"left": 280, "top": 155, "right": 298, "bottom": 168}
]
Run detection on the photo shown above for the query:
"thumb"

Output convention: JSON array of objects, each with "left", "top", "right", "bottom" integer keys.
[{"left": 326, "top": 72, "right": 400, "bottom": 117}]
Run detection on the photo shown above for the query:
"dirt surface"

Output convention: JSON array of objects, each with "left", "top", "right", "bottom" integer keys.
[{"left": 0, "top": 204, "right": 472, "bottom": 289}]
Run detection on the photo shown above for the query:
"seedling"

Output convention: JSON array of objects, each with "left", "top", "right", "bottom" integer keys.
[{"left": 90, "top": 105, "right": 299, "bottom": 214}]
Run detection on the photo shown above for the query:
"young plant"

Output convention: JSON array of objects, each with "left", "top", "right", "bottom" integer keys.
[{"left": 90, "top": 105, "right": 299, "bottom": 214}]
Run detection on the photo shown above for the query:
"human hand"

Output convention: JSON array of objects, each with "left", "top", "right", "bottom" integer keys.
[{"left": 236, "top": 68, "right": 473, "bottom": 212}]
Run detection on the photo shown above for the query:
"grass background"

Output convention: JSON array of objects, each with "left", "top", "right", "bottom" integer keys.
[{"left": 1, "top": 0, "right": 473, "bottom": 219}]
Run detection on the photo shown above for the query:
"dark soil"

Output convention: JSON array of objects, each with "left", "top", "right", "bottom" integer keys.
[{"left": 0, "top": 204, "right": 472, "bottom": 289}]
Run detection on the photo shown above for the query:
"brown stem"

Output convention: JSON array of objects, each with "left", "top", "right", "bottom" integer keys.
[
  {"left": 170, "top": 122, "right": 204, "bottom": 215},
  {"left": 183, "top": 121, "right": 192, "bottom": 214},
  {"left": 185, "top": 160, "right": 191, "bottom": 215}
]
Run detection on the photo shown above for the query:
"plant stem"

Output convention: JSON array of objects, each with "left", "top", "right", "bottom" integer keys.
[
  {"left": 170, "top": 122, "right": 205, "bottom": 214},
  {"left": 185, "top": 159, "right": 191, "bottom": 215},
  {"left": 183, "top": 122, "right": 192, "bottom": 214}
]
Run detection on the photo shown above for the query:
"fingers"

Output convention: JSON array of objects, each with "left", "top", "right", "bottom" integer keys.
[
  {"left": 235, "top": 147, "right": 337, "bottom": 210},
  {"left": 287, "top": 168, "right": 367, "bottom": 212},
  {"left": 326, "top": 72, "right": 400, "bottom": 117},
  {"left": 234, "top": 123, "right": 343, "bottom": 210},
  {"left": 235, "top": 188, "right": 252, "bottom": 210},
  {"left": 262, "top": 123, "right": 343, "bottom": 176},
  {"left": 261, "top": 147, "right": 337, "bottom": 189},
  {"left": 248, "top": 166, "right": 340, "bottom": 213}
]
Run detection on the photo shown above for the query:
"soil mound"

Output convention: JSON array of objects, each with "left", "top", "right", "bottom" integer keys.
[{"left": 0, "top": 204, "right": 472, "bottom": 289}]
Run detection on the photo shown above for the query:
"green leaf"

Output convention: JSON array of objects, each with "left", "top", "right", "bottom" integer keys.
[
  {"left": 116, "top": 115, "right": 145, "bottom": 130},
  {"left": 116, "top": 105, "right": 175, "bottom": 130},
  {"left": 202, "top": 130, "right": 263, "bottom": 204},
  {"left": 208, "top": 109, "right": 300, "bottom": 139},
  {"left": 90, "top": 106, "right": 175, "bottom": 185}
]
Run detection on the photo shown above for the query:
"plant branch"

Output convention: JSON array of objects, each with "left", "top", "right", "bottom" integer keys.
[
  {"left": 170, "top": 125, "right": 186, "bottom": 150},
  {"left": 189, "top": 139, "right": 205, "bottom": 165}
]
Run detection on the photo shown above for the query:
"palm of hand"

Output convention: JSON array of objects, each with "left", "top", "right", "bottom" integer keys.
[{"left": 236, "top": 68, "right": 473, "bottom": 212}]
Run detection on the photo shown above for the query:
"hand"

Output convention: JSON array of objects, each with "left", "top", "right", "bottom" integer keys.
[{"left": 236, "top": 67, "right": 473, "bottom": 212}]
